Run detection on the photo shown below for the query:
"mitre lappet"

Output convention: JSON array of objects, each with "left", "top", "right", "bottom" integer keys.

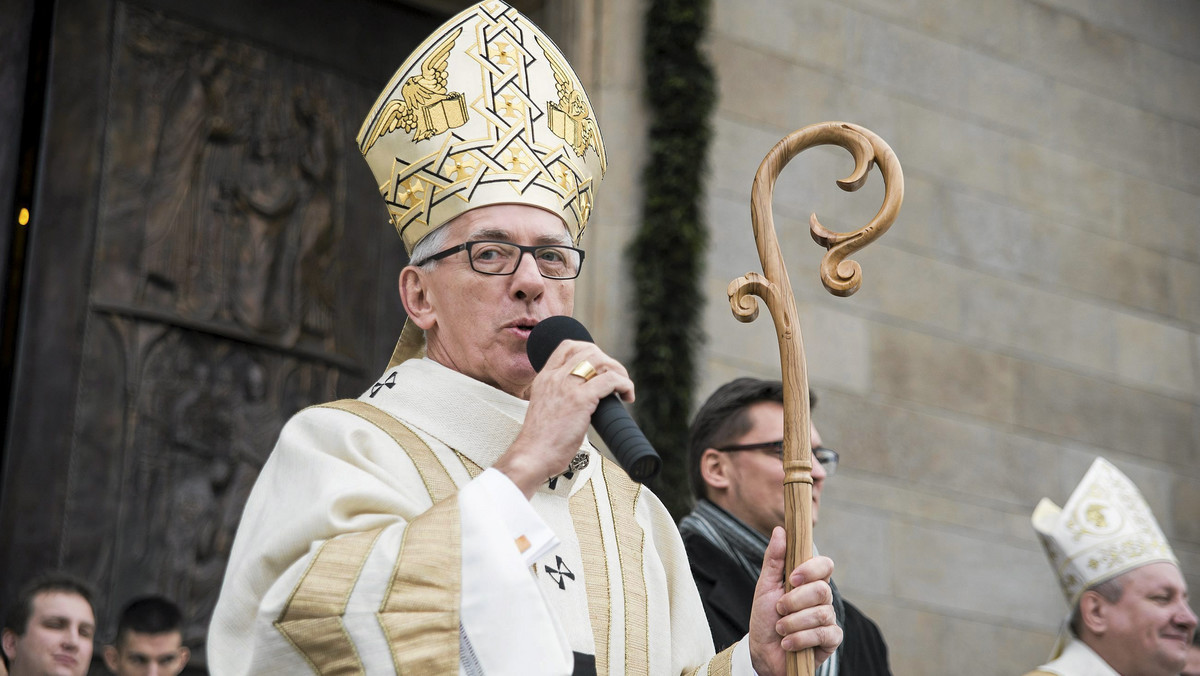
[
  {"left": 356, "top": 0, "right": 607, "bottom": 366},
  {"left": 1032, "top": 456, "right": 1179, "bottom": 655}
]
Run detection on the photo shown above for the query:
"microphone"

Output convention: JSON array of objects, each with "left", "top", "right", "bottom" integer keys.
[{"left": 526, "top": 316, "right": 662, "bottom": 483}]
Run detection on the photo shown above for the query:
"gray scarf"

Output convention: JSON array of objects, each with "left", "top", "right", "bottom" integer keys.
[{"left": 679, "top": 499, "right": 842, "bottom": 676}]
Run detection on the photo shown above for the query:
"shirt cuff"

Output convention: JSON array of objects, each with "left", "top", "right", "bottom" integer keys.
[{"left": 473, "top": 468, "right": 559, "bottom": 565}]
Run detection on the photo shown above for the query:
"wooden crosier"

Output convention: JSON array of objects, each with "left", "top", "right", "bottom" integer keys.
[{"left": 727, "top": 121, "right": 903, "bottom": 676}]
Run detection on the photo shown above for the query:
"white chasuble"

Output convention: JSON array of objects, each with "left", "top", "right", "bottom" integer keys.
[
  {"left": 210, "top": 358, "right": 745, "bottom": 675},
  {"left": 1024, "top": 638, "right": 1121, "bottom": 676}
]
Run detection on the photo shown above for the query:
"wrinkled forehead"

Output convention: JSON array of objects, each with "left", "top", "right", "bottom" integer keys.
[{"left": 440, "top": 204, "right": 573, "bottom": 245}]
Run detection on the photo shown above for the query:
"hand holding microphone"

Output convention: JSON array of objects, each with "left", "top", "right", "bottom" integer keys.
[{"left": 527, "top": 316, "right": 661, "bottom": 483}]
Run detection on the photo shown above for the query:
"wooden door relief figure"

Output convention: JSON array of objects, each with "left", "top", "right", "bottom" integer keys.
[{"left": 61, "top": 5, "right": 403, "bottom": 647}]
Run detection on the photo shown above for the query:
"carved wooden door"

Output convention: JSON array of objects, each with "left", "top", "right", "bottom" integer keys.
[{"left": 0, "top": 0, "right": 450, "bottom": 664}]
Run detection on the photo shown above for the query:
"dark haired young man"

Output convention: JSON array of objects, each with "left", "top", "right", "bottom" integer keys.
[
  {"left": 103, "top": 597, "right": 189, "bottom": 676},
  {"left": 681, "top": 378, "right": 892, "bottom": 675}
]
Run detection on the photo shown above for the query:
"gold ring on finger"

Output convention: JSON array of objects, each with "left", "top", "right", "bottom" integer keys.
[{"left": 569, "top": 359, "right": 598, "bottom": 382}]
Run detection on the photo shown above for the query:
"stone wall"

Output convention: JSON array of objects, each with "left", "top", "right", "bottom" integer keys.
[{"left": 585, "top": 0, "right": 1200, "bottom": 673}]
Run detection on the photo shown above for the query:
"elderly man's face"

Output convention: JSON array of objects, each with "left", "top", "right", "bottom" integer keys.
[
  {"left": 1099, "top": 562, "right": 1197, "bottom": 676},
  {"left": 1, "top": 591, "right": 95, "bottom": 676},
  {"left": 410, "top": 204, "right": 575, "bottom": 397}
]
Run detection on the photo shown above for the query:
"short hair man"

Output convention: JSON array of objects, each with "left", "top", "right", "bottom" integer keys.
[
  {"left": 680, "top": 378, "right": 892, "bottom": 674},
  {"left": 103, "top": 597, "right": 189, "bottom": 676},
  {"left": 1, "top": 574, "right": 96, "bottom": 676},
  {"left": 1024, "top": 457, "right": 1197, "bottom": 676},
  {"left": 209, "top": 3, "right": 841, "bottom": 674}
]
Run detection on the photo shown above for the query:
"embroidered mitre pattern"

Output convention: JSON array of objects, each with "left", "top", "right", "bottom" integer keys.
[
  {"left": 1032, "top": 457, "right": 1178, "bottom": 605},
  {"left": 357, "top": 0, "right": 607, "bottom": 253}
]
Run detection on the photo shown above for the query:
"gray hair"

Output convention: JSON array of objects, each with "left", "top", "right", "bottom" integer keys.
[{"left": 408, "top": 224, "right": 453, "bottom": 270}]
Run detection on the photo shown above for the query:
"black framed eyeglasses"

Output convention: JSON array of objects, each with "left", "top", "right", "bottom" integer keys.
[
  {"left": 715, "top": 441, "right": 839, "bottom": 476},
  {"left": 416, "top": 239, "right": 585, "bottom": 280}
]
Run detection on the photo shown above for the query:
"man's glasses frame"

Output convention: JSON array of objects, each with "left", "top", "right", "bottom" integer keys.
[
  {"left": 715, "top": 441, "right": 839, "bottom": 475},
  {"left": 415, "top": 239, "right": 586, "bottom": 280}
]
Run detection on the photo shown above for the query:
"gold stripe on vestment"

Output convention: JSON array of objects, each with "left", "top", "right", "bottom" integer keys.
[
  {"left": 455, "top": 451, "right": 483, "bottom": 478},
  {"left": 320, "top": 399, "right": 456, "bottom": 502},
  {"left": 570, "top": 479, "right": 610, "bottom": 675},
  {"left": 604, "top": 458, "right": 650, "bottom": 673},
  {"left": 275, "top": 528, "right": 384, "bottom": 675},
  {"left": 378, "top": 497, "right": 461, "bottom": 674},
  {"left": 707, "top": 644, "right": 735, "bottom": 676},
  {"left": 681, "top": 641, "right": 733, "bottom": 675}
]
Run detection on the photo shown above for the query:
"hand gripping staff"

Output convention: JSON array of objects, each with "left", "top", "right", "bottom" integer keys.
[{"left": 726, "top": 122, "right": 903, "bottom": 676}]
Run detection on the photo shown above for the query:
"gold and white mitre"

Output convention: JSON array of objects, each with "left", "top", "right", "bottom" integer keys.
[
  {"left": 357, "top": 0, "right": 607, "bottom": 255},
  {"left": 1032, "top": 456, "right": 1178, "bottom": 606}
]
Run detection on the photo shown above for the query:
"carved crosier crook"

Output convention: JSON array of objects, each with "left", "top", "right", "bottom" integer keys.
[{"left": 727, "top": 121, "right": 903, "bottom": 676}]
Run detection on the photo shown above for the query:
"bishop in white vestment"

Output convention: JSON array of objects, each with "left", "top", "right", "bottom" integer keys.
[{"left": 210, "top": 2, "right": 843, "bottom": 673}]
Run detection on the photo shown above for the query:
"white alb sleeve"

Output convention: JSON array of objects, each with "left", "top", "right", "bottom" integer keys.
[{"left": 457, "top": 468, "right": 573, "bottom": 675}]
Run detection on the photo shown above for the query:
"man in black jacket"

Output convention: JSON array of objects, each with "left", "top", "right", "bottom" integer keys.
[{"left": 679, "top": 378, "right": 892, "bottom": 675}]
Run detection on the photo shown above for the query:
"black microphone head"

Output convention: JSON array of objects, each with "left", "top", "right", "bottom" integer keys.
[{"left": 527, "top": 315, "right": 593, "bottom": 372}]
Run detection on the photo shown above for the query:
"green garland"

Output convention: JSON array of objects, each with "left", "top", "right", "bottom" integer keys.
[{"left": 630, "top": 0, "right": 714, "bottom": 519}]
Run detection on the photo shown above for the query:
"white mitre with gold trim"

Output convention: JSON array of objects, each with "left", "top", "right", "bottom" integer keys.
[
  {"left": 357, "top": 0, "right": 606, "bottom": 255},
  {"left": 1032, "top": 457, "right": 1178, "bottom": 607}
]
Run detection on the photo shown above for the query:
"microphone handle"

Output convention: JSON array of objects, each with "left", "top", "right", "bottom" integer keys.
[{"left": 592, "top": 395, "right": 662, "bottom": 483}]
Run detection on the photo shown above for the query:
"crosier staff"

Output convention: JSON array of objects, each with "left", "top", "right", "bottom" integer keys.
[{"left": 727, "top": 121, "right": 904, "bottom": 676}]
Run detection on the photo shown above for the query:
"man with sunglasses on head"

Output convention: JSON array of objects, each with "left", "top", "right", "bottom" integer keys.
[
  {"left": 681, "top": 378, "right": 892, "bottom": 675},
  {"left": 210, "top": 3, "right": 841, "bottom": 674}
]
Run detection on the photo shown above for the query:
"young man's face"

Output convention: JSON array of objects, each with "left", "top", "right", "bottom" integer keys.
[
  {"left": 1, "top": 591, "right": 95, "bottom": 676},
  {"left": 711, "top": 401, "right": 829, "bottom": 538},
  {"left": 103, "top": 631, "right": 189, "bottom": 676}
]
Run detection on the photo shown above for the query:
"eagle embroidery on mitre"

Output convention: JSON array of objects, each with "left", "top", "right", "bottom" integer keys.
[
  {"left": 538, "top": 35, "right": 605, "bottom": 168},
  {"left": 361, "top": 27, "right": 468, "bottom": 151}
]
